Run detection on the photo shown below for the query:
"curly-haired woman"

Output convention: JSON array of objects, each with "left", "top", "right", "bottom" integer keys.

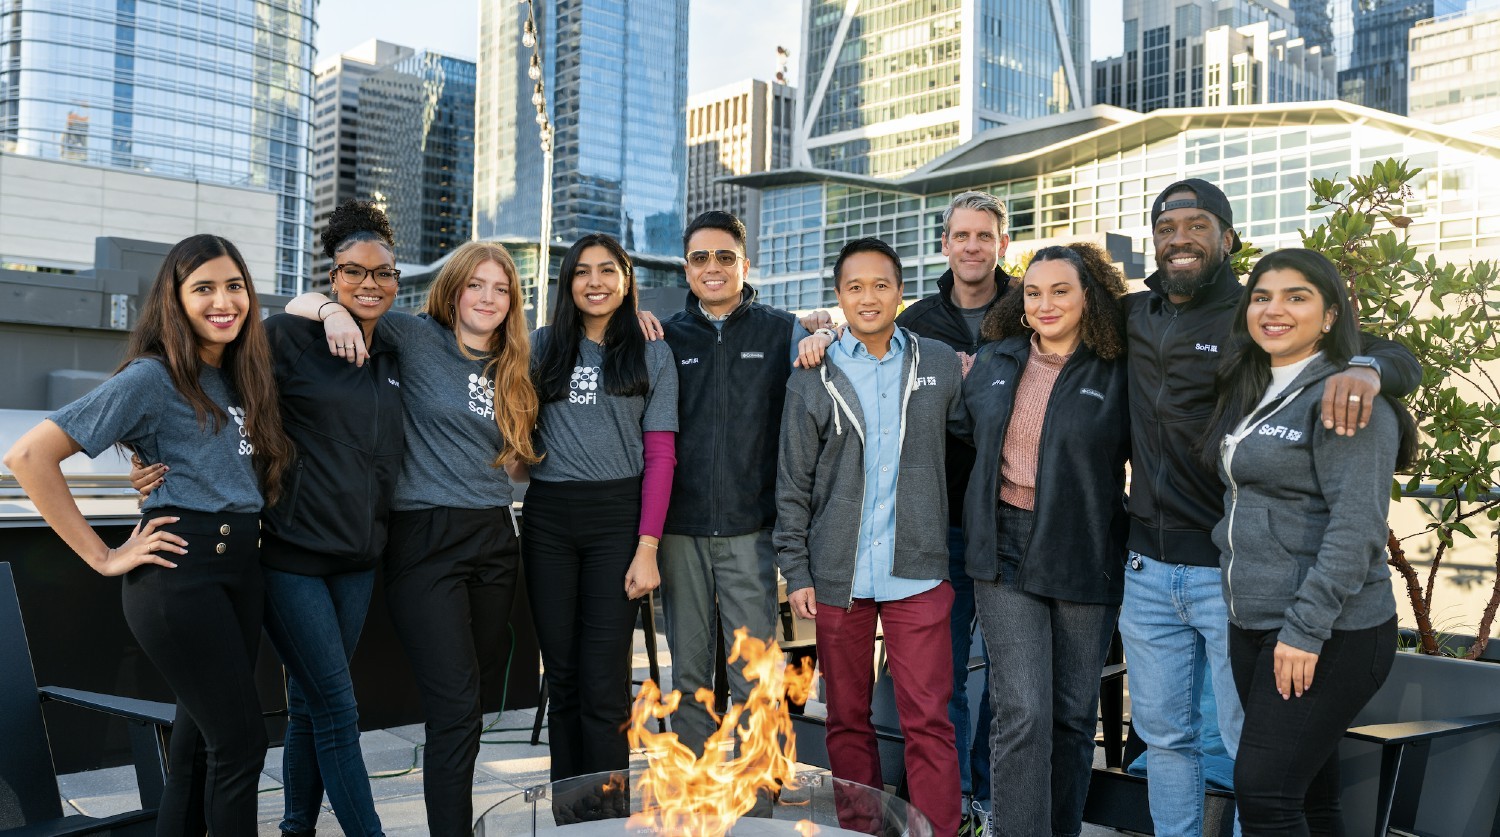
[{"left": 955, "top": 242, "right": 1132, "bottom": 837}]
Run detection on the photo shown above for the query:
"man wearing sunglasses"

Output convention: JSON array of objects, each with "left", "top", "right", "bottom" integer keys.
[{"left": 657, "top": 210, "right": 823, "bottom": 763}]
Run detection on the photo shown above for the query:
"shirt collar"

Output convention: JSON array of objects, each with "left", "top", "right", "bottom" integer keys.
[
  {"left": 836, "top": 325, "right": 905, "bottom": 360},
  {"left": 698, "top": 301, "right": 732, "bottom": 322}
]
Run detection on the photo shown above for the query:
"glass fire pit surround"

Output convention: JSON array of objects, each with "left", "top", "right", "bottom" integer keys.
[{"left": 474, "top": 768, "right": 934, "bottom": 836}]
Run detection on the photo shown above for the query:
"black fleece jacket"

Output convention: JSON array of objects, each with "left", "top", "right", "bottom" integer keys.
[
  {"left": 1123, "top": 259, "right": 1421, "bottom": 567},
  {"left": 661, "top": 285, "right": 798, "bottom": 537},
  {"left": 895, "top": 265, "right": 1013, "bottom": 525},
  {"left": 260, "top": 314, "right": 405, "bottom": 576}
]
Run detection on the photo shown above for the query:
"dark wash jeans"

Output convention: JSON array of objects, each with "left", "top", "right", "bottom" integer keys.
[
  {"left": 976, "top": 501, "right": 1118, "bottom": 837},
  {"left": 522, "top": 477, "right": 642, "bottom": 782},
  {"left": 384, "top": 506, "right": 521, "bottom": 836},
  {"left": 127, "top": 509, "right": 265, "bottom": 837},
  {"left": 262, "top": 566, "right": 383, "bottom": 837},
  {"left": 1230, "top": 617, "right": 1396, "bottom": 837},
  {"left": 947, "top": 525, "right": 993, "bottom": 809}
]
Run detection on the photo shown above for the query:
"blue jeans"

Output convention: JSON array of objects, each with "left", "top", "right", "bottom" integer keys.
[
  {"left": 946, "top": 525, "right": 992, "bottom": 808},
  {"left": 263, "top": 567, "right": 384, "bottom": 837},
  {"left": 1117, "top": 552, "right": 1243, "bottom": 837}
]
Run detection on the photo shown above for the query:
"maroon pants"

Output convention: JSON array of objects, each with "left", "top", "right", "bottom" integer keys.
[{"left": 816, "top": 582, "right": 960, "bottom": 836}]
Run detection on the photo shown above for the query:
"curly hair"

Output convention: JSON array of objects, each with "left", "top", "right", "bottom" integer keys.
[
  {"left": 320, "top": 200, "right": 395, "bottom": 261},
  {"left": 981, "top": 242, "right": 1128, "bottom": 360}
]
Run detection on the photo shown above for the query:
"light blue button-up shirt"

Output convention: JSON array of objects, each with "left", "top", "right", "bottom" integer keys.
[{"left": 830, "top": 328, "right": 941, "bottom": 602}]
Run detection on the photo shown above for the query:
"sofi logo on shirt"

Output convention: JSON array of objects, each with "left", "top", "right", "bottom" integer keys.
[
  {"left": 569, "top": 365, "right": 600, "bottom": 405},
  {"left": 468, "top": 373, "right": 495, "bottom": 419},
  {"left": 228, "top": 406, "right": 254, "bottom": 456}
]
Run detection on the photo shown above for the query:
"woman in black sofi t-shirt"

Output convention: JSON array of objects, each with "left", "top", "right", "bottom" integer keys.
[{"left": 5, "top": 235, "right": 293, "bottom": 837}]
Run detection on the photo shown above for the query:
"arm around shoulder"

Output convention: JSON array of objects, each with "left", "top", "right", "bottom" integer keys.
[{"left": 1357, "top": 332, "right": 1422, "bottom": 399}]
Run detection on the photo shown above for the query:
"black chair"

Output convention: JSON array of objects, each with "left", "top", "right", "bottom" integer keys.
[{"left": 0, "top": 562, "right": 174, "bottom": 837}]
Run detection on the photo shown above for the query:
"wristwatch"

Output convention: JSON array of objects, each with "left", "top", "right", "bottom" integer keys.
[{"left": 1347, "top": 355, "right": 1382, "bottom": 377}]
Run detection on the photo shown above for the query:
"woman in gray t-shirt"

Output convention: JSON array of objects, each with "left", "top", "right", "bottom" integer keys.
[
  {"left": 4, "top": 234, "right": 293, "bottom": 837},
  {"left": 282, "top": 239, "right": 542, "bottom": 836},
  {"left": 522, "top": 233, "right": 678, "bottom": 792}
]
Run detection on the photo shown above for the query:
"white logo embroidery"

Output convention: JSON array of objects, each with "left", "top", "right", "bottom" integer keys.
[
  {"left": 467, "top": 373, "right": 495, "bottom": 419},
  {"left": 914, "top": 376, "right": 938, "bottom": 389},
  {"left": 228, "top": 406, "right": 254, "bottom": 456},
  {"left": 1257, "top": 424, "right": 1304, "bottom": 442},
  {"left": 680, "top": 357, "right": 699, "bottom": 365},
  {"left": 388, "top": 378, "right": 400, "bottom": 387},
  {"left": 991, "top": 379, "right": 1006, "bottom": 387},
  {"left": 1196, "top": 343, "right": 1220, "bottom": 353},
  {"left": 1080, "top": 388, "right": 1105, "bottom": 400},
  {"left": 740, "top": 351, "right": 764, "bottom": 360},
  {"left": 569, "top": 365, "right": 600, "bottom": 405}
]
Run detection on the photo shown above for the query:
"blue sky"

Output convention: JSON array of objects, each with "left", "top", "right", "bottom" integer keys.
[{"left": 313, "top": 0, "right": 1125, "bottom": 95}]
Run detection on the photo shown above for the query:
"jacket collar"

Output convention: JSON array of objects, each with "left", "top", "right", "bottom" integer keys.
[
  {"left": 1143, "top": 257, "right": 1241, "bottom": 311},
  {"left": 937, "top": 266, "right": 1011, "bottom": 311},
  {"left": 684, "top": 283, "right": 758, "bottom": 322}
]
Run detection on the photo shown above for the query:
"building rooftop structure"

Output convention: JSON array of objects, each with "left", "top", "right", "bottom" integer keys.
[{"left": 730, "top": 100, "right": 1500, "bottom": 309}]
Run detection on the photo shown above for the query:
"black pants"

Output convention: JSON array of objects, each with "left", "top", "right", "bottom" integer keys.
[
  {"left": 384, "top": 505, "right": 521, "bottom": 836},
  {"left": 521, "top": 477, "right": 641, "bottom": 782},
  {"left": 1230, "top": 616, "right": 1396, "bottom": 836},
  {"left": 122, "top": 509, "right": 266, "bottom": 837}
]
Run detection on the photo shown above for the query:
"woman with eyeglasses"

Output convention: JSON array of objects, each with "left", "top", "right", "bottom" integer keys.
[
  {"left": 1203, "top": 249, "right": 1414, "bottom": 836},
  {"left": 135, "top": 200, "right": 401, "bottom": 836},
  {"left": 280, "top": 240, "right": 541, "bottom": 835},
  {"left": 520, "top": 233, "right": 678, "bottom": 790}
]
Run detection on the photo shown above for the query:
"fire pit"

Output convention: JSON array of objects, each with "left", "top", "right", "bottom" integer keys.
[
  {"left": 475, "top": 632, "right": 934, "bottom": 835},
  {"left": 472, "top": 768, "right": 934, "bottom": 836}
]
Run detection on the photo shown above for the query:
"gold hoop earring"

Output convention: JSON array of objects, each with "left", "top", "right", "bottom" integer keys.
[{"left": 1021, "top": 314, "right": 1032, "bottom": 330}]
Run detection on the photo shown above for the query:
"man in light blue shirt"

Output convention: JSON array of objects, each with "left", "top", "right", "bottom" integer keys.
[{"left": 775, "top": 237, "right": 965, "bottom": 836}]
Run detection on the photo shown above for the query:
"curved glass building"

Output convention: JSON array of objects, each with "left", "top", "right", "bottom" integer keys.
[{"left": 0, "top": 0, "right": 316, "bottom": 293}]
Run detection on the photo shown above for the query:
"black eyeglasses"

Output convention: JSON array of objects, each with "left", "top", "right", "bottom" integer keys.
[
  {"left": 686, "top": 249, "right": 743, "bottom": 268},
  {"left": 333, "top": 264, "right": 401, "bottom": 287}
]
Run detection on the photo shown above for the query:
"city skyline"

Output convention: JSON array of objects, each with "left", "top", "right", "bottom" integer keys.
[{"left": 315, "top": 0, "right": 1128, "bottom": 92}]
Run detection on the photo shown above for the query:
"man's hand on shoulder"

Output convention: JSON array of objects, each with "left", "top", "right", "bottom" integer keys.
[{"left": 1320, "top": 366, "right": 1380, "bottom": 437}]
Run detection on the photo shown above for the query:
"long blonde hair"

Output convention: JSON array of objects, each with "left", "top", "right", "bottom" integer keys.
[{"left": 424, "top": 241, "right": 540, "bottom": 465}]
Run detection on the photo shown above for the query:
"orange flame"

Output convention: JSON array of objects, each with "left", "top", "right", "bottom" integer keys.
[{"left": 625, "top": 628, "right": 819, "bottom": 835}]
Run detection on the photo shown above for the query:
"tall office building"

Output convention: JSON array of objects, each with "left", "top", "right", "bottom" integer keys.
[
  {"left": 1409, "top": 6, "right": 1500, "bottom": 123},
  {"left": 1094, "top": 0, "right": 1334, "bottom": 112},
  {"left": 686, "top": 79, "right": 796, "bottom": 264},
  {"left": 356, "top": 51, "right": 476, "bottom": 268},
  {"left": 795, "top": 0, "right": 1090, "bottom": 179},
  {"left": 1333, "top": 0, "right": 1462, "bottom": 114},
  {"left": 0, "top": 0, "right": 317, "bottom": 294},
  {"left": 475, "top": 0, "right": 690, "bottom": 274},
  {"left": 309, "top": 40, "right": 414, "bottom": 278}
]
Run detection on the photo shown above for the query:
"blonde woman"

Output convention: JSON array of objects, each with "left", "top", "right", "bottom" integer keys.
[{"left": 288, "top": 240, "right": 539, "bottom": 835}]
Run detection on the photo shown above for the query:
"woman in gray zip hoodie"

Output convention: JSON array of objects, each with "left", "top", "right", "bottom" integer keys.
[{"left": 1202, "top": 248, "right": 1417, "bottom": 837}]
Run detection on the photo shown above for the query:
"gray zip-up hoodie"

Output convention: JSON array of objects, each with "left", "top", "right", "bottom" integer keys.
[
  {"left": 774, "top": 329, "right": 965, "bottom": 608},
  {"left": 1211, "top": 354, "right": 1399, "bottom": 654}
]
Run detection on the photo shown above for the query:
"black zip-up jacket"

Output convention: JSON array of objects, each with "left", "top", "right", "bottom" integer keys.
[
  {"left": 956, "top": 336, "right": 1130, "bottom": 605},
  {"left": 661, "top": 285, "right": 797, "bottom": 537},
  {"left": 895, "top": 265, "right": 1013, "bottom": 525},
  {"left": 1124, "top": 259, "right": 1422, "bottom": 567},
  {"left": 260, "top": 314, "right": 405, "bottom": 576}
]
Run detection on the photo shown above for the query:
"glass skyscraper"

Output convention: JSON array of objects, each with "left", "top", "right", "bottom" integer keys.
[
  {"left": 0, "top": 0, "right": 317, "bottom": 293},
  {"left": 1329, "top": 0, "right": 1463, "bottom": 115},
  {"left": 474, "top": 0, "right": 689, "bottom": 269},
  {"left": 796, "top": 0, "right": 1089, "bottom": 178},
  {"left": 357, "top": 50, "right": 475, "bottom": 267}
]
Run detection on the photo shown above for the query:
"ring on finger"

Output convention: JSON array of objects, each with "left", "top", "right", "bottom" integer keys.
[{"left": 1348, "top": 394, "right": 1361, "bottom": 403}]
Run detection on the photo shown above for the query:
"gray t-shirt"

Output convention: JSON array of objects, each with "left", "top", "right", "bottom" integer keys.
[
  {"left": 380, "top": 312, "right": 515, "bottom": 511},
  {"left": 959, "top": 304, "right": 988, "bottom": 343},
  {"left": 528, "top": 328, "right": 678, "bottom": 483},
  {"left": 49, "top": 357, "right": 262, "bottom": 514}
]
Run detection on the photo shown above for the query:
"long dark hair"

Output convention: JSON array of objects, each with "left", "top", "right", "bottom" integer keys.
[
  {"left": 1201, "top": 248, "right": 1417, "bottom": 469},
  {"left": 124, "top": 234, "right": 294, "bottom": 504},
  {"left": 533, "top": 234, "right": 649, "bottom": 402},
  {"left": 982, "top": 243, "right": 1128, "bottom": 360}
]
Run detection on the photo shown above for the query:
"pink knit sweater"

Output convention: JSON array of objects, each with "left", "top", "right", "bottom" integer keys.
[{"left": 998, "top": 335, "right": 1072, "bottom": 510}]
